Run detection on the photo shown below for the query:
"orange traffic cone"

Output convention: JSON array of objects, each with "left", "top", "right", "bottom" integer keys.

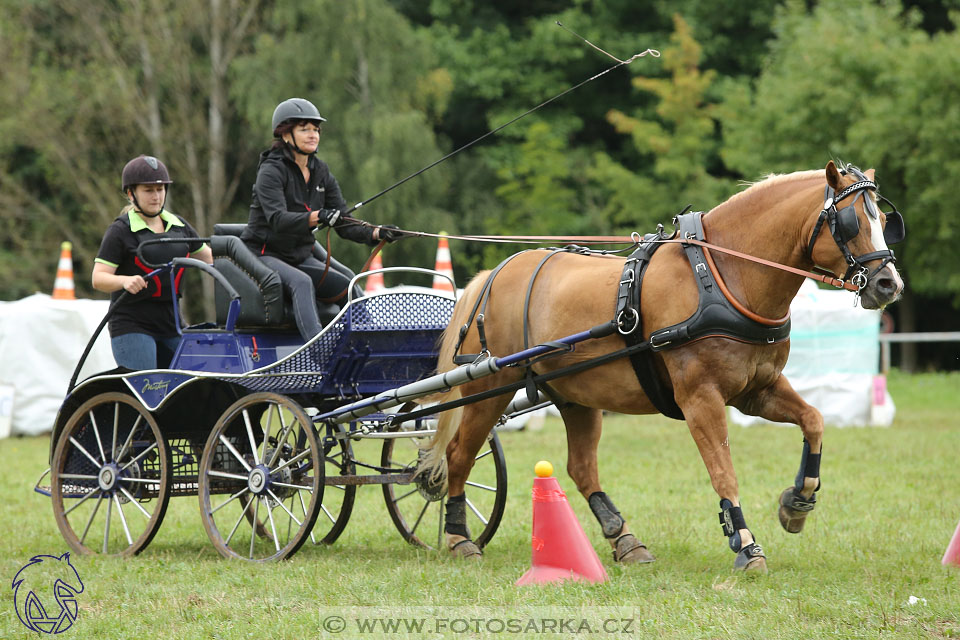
[
  {"left": 52, "top": 241, "right": 76, "bottom": 300},
  {"left": 365, "top": 252, "right": 385, "bottom": 294},
  {"left": 433, "top": 233, "right": 455, "bottom": 292},
  {"left": 943, "top": 518, "right": 960, "bottom": 567},
  {"left": 516, "top": 461, "right": 608, "bottom": 585}
]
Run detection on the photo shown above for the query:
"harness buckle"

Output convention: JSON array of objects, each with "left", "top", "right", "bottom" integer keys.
[
  {"left": 616, "top": 308, "right": 640, "bottom": 336},
  {"left": 620, "top": 268, "right": 635, "bottom": 285},
  {"left": 695, "top": 262, "right": 707, "bottom": 273}
]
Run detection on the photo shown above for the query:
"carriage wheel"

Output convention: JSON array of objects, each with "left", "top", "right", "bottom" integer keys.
[
  {"left": 51, "top": 392, "right": 171, "bottom": 557},
  {"left": 309, "top": 421, "right": 356, "bottom": 545},
  {"left": 198, "top": 393, "right": 323, "bottom": 561},
  {"left": 381, "top": 415, "right": 507, "bottom": 551}
]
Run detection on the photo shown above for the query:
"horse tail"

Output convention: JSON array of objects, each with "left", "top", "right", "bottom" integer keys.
[{"left": 417, "top": 269, "right": 492, "bottom": 480}]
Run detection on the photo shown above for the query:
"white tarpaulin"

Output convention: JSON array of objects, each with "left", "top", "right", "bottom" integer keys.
[
  {"left": 0, "top": 293, "right": 116, "bottom": 437},
  {"left": 729, "top": 280, "right": 894, "bottom": 427}
]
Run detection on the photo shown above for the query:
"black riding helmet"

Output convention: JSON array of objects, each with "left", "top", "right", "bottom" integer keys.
[
  {"left": 121, "top": 155, "right": 172, "bottom": 217},
  {"left": 271, "top": 98, "right": 327, "bottom": 134}
]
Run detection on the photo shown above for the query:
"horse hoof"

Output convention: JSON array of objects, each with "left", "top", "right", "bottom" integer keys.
[
  {"left": 448, "top": 536, "right": 482, "bottom": 560},
  {"left": 733, "top": 543, "right": 767, "bottom": 573},
  {"left": 612, "top": 533, "right": 655, "bottom": 564},
  {"left": 778, "top": 487, "right": 816, "bottom": 534}
]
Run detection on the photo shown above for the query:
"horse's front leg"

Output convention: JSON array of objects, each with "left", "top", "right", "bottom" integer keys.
[
  {"left": 678, "top": 385, "right": 767, "bottom": 572},
  {"left": 736, "top": 374, "right": 823, "bottom": 534},
  {"left": 561, "top": 404, "right": 654, "bottom": 564}
]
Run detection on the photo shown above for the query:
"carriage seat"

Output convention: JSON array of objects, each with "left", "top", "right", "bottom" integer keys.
[{"left": 211, "top": 223, "right": 360, "bottom": 330}]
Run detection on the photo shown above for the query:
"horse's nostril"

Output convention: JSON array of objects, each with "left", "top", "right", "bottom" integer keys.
[{"left": 876, "top": 278, "right": 895, "bottom": 293}]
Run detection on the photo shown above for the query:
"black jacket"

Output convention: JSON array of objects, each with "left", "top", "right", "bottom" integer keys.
[{"left": 241, "top": 146, "right": 376, "bottom": 263}]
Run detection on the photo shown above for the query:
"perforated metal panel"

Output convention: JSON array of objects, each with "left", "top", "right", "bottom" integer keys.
[{"left": 215, "top": 292, "right": 454, "bottom": 395}]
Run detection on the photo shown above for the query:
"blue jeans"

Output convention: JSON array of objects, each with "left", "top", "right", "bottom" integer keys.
[{"left": 111, "top": 333, "right": 182, "bottom": 370}]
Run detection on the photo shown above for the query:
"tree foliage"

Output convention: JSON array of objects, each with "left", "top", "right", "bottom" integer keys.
[{"left": 2, "top": 0, "right": 958, "bottom": 360}]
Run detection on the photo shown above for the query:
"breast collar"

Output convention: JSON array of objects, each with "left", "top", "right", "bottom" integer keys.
[{"left": 620, "top": 212, "right": 791, "bottom": 352}]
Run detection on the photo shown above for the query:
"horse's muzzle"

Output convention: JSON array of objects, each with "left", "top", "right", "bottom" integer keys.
[{"left": 860, "top": 265, "right": 903, "bottom": 309}]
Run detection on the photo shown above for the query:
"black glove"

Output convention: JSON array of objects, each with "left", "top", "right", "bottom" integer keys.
[
  {"left": 378, "top": 224, "right": 401, "bottom": 243},
  {"left": 317, "top": 208, "right": 341, "bottom": 227}
]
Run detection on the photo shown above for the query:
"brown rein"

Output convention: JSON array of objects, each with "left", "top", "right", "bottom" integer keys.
[{"left": 347, "top": 215, "right": 861, "bottom": 294}]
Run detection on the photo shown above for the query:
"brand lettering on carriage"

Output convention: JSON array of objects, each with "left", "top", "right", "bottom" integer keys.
[
  {"left": 12, "top": 552, "right": 84, "bottom": 634},
  {"left": 141, "top": 379, "right": 170, "bottom": 395}
]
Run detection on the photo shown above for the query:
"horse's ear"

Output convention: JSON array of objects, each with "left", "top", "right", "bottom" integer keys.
[
  {"left": 825, "top": 161, "right": 842, "bottom": 189},
  {"left": 865, "top": 168, "right": 875, "bottom": 180}
]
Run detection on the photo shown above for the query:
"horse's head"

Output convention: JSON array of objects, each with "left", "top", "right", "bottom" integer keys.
[{"left": 806, "top": 161, "right": 905, "bottom": 309}]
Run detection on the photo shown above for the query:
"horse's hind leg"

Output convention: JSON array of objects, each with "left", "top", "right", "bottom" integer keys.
[
  {"left": 678, "top": 386, "right": 767, "bottom": 572},
  {"left": 737, "top": 375, "right": 823, "bottom": 534},
  {"left": 444, "top": 391, "right": 514, "bottom": 558},
  {"left": 561, "top": 404, "right": 654, "bottom": 564}
]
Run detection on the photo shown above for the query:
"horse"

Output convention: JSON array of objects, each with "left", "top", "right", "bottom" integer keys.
[{"left": 417, "top": 161, "right": 904, "bottom": 572}]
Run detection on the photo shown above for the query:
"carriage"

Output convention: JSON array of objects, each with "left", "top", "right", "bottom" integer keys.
[
  {"left": 39, "top": 162, "right": 906, "bottom": 571},
  {"left": 37, "top": 226, "right": 513, "bottom": 561}
]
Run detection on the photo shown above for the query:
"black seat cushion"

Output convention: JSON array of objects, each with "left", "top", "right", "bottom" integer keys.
[{"left": 212, "top": 223, "right": 361, "bottom": 329}]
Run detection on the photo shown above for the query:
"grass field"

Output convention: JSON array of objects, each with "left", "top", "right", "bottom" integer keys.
[{"left": 1, "top": 370, "right": 958, "bottom": 639}]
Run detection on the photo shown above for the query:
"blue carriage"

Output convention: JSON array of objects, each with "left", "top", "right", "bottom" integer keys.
[{"left": 41, "top": 228, "right": 508, "bottom": 561}]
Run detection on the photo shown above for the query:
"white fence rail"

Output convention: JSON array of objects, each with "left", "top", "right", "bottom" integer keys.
[{"left": 879, "top": 332, "right": 960, "bottom": 373}]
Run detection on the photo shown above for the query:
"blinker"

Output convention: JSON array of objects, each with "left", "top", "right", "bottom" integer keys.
[
  {"left": 877, "top": 195, "right": 906, "bottom": 245},
  {"left": 833, "top": 205, "right": 860, "bottom": 244}
]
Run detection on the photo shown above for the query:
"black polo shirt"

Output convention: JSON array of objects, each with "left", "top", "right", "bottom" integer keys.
[{"left": 94, "top": 209, "right": 205, "bottom": 338}]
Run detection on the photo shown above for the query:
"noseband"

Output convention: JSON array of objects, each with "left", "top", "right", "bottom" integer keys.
[{"left": 805, "top": 167, "right": 905, "bottom": 290}]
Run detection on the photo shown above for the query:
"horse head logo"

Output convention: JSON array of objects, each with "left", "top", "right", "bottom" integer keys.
[{"left": 12, "top": 552, "right": 84, "bottom": 634}]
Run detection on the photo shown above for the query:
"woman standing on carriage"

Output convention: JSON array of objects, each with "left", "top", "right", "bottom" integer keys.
[
  {"left": 92, "top": 155, "right": 213, "bottom": 370},
  {"left": 241, "top": 97, "right": 401, "bottom": 343}
]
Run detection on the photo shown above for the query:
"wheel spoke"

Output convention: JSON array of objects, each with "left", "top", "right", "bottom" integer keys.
[
  {"left": 59, "top": 473, "right": 99, "bottom": 481},
  {"left": 63, "top": 487, "right": 100, "bottom": 516},
  {"left": 465, "top": 496, "right": 489, "bottom": 526},
  {"left": 120, "top": 442, "right": 157, "bottom": 472},
  {"left": 475, "top": 448, "right": 493, "bottom": 461},
  {"left": 268, "top": 413, "right": 293, "bottom": 467},
  {"left": 271, "top": 480, "right": 312, "bottom": 491},
  {"left": 272, "top": 448, "right": 311, "bottom": 474},
  {"left": 207, "top": 469, "right": 249, "bottom": 481},
  {"left": 118, "top": 486, "right": 152, "bottom": 519},
  {"left": 116, "top": 415, "right": 142, "bottom": 461},
  {"left": 79, "top": 495, "right": 104, "bottom": 544},
  {"left": 218, "top": 435, "right": 252, "bottom": 472},
  {"left": 69, "top": 437, "right": 102, "bottom": 468},
  {"left": 268, "top": 489, "right": 302, "bottom": 526},
  {"left": 89, "top": 410, "right": 107, "bottom": 464},
  {"left": 242, "top": 409, "right": 261, "bottom": 465},
  {"left": 113, "top": 494, "right": 133, "bottom": 546},
  {"left": 211, "top": 487, "right": 249, "bottom": 515},
  {"left": 465, "top": 480, "right": 496, "bottom": 492},
  {"left": 410, "top": 499, "right": 430, "bottom": 536},
  {"left": 299, "top": 491, "right": 317, "bottom": 544},
  {"left": 249, "top": 497, "right": 260, "bottom": 559},
  {"left": 118, "top": 476, "right": 163, "bottom": 485},
  {"left": 392, "top": 487, "right": 418, "bottom": 503},
  {"left": 111, "top": 403, "right": 119, "bottom": 463},
  {"left": 265, "top": 498, "right": 281, "bottom": 553},
  {"left": 261, "top": 404, "right": 275, "bottom": 461},
  {"left": 224, "top": 494, "right": 253, "bottom": 547}
]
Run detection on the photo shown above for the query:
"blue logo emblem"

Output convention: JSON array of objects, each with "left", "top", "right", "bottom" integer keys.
[{"left": 12, "top": 553, "right": 84, "bottom": 634}]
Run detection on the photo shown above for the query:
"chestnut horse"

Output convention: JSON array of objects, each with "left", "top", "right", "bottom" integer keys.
[{"left": 418, "top": 161, "right": 904, "bottom": 571}]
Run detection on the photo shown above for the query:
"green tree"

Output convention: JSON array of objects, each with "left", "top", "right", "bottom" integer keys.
[
  {"left": 591, "top": 14, "right": 735, "bottom": 233},
  {"left": 718, "top": 0, "right": 960, "bottom": 367}
]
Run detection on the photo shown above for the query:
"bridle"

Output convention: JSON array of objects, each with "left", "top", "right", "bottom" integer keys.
[{"left": 805, "top": 166, "right": 905, "bottom": 290}]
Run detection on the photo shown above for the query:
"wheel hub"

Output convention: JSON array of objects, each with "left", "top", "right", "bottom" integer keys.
[
  {"left": 98, "top": 463, "right": 120, "bottom": 492},
  {"left": 248, "top": 466, "right": 269, "bottom": 495}
]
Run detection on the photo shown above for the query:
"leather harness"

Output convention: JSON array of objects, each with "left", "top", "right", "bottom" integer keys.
[
  {"left": 449, "top": 212, "right": 792, "bottom": 420},
  {"left": 614, "top": 212, "right": 791, "bottom": 419}
]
